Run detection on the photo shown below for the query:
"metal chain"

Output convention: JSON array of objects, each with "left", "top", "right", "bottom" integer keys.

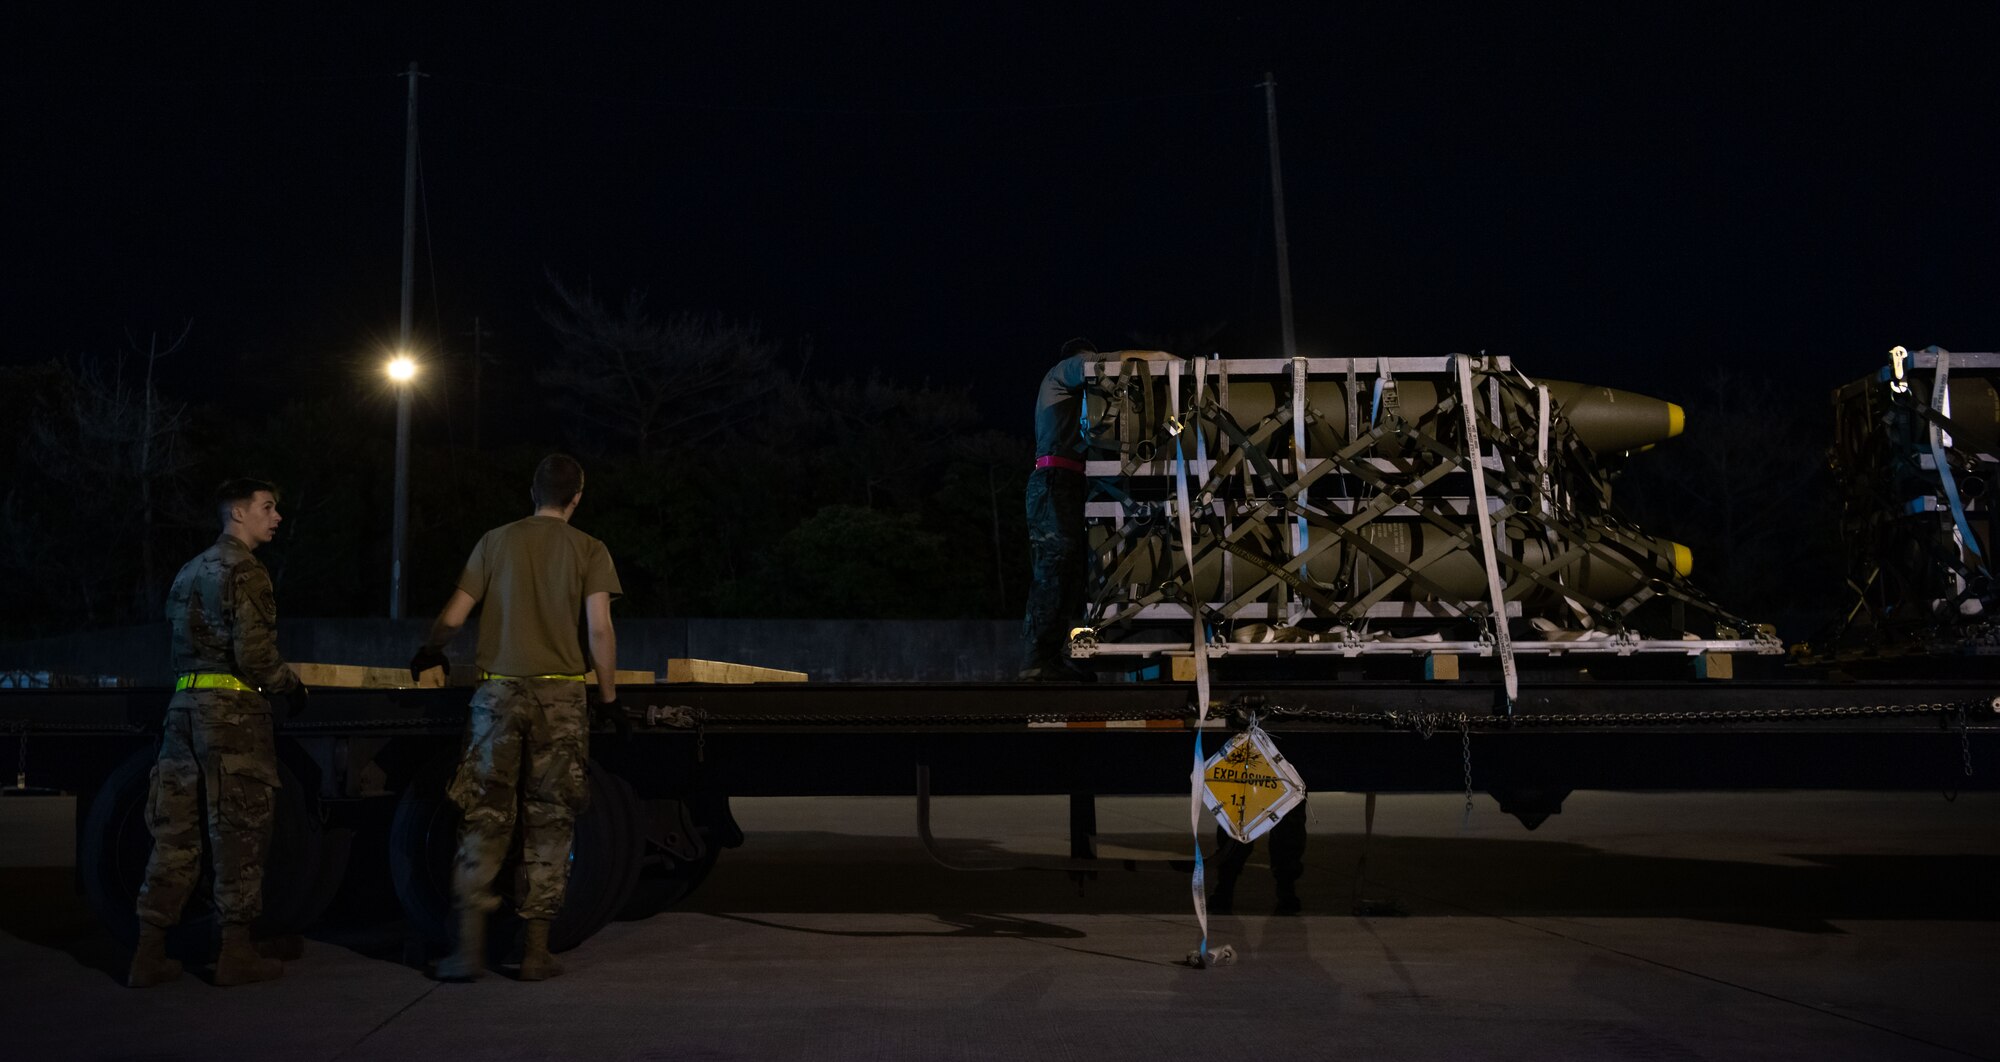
[
  {"left": 1458, "top": 713, "right": 1473, "bottom": 822},
  {"left": 1960, "top": 705, "right": 1975, "bottom": 777},
  {"left": 1283, "top": 699, "right": 1993, "bottom": 729}
]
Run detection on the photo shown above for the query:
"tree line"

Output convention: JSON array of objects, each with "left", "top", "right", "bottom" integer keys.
[{"left": 1, "top": 279, "right": 1034, "bottom": 639}]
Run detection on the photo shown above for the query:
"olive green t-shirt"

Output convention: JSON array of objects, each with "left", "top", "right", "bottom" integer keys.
[{"left": 456, "top": 515, "right": 621, "bottom": 676}]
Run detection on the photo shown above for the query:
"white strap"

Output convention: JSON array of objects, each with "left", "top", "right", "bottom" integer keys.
[{"left": 1455, "top": 355, "right": 1517, "bottom": 706}]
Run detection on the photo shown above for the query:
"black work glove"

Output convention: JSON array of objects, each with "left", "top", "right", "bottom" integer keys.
[
  {"left": 409, "top": 644, "right": 450, "bottom": 684},
  {"left": 282, "top": 683, "right": 311, "bottom": 719},
  {"left": 592, "top": 696, "right": 634, "bottom": 740}
]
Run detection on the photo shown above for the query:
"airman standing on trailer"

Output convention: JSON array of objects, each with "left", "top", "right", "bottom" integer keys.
[{"left": 1019, "top": 339, "right": 1182, "bottom": 680}]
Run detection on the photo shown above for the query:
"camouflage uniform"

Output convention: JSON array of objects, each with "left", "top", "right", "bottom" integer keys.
[
  {"left": 136, "top": 535, "right": 298, "bottom": 929},
  {"left": 447, "top": 677, "right": 590, "bottom": 918}
]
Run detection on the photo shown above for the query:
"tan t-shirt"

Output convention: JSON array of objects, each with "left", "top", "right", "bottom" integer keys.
[{"left": 456, "top": 515, "right": 621, "bottom": 676}]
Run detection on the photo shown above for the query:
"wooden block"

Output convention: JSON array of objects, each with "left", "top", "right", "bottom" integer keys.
[
  {"left": 665, "top": 658, "right": 808, "bottom": 684},
  {"left": 289, "top": 662, "right": 447, "bottom": 689},
  {"left": 1170, "top": 656, "right": 1198, "bottom": 682},
  {"left": 289, "top": 662, "right": 368, "bottom": 688},
  {"left": 1697, "top": 651, "right": 1734, "bottom": 680},
  {"left": 615, "top": 670, "right": 656, "bottom": 685},
  {"left": 1425, "top": 653, "right": 1460, "bottom": 681}
]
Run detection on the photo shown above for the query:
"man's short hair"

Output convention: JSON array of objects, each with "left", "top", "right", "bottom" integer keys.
[
  {"left": 532, "top": 454, "right": 585, "bottom": 509},
  {"left": 1061, "top": 337, "right": 1097, "bottom": 358},
  {"left": 214, "top": 478, "right": 279, "bottom": 527}
]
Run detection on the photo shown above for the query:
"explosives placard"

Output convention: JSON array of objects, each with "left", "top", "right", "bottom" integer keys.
[{"left": 1199, "top": 722, "right": 1306, "bottom": 843}]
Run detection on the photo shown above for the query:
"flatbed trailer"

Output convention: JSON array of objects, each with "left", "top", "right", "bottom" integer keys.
[{"left": 3, "top": 676, "right": 1996, "bottom": 957}]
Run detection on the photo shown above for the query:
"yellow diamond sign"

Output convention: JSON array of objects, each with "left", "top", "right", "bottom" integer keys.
[{"left": 1200, "top": 723, "right": 1307, "bottom": 843}]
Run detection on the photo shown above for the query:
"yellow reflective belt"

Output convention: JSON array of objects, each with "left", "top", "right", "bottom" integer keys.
[
  {"left": 480, "top": 671, "right": 588, "bottom": 682},
  {"left": 174, "top": 673, "right": 254, "bottom": 692}
]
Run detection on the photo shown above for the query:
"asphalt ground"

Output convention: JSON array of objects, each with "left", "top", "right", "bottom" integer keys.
[{"left": 1, "top": 789, "right": 1997, "bottom": 1061}]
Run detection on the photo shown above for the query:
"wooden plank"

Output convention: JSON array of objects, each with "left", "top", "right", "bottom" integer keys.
[
  {"left": 665, "top": 658, "right": 808, "bottom": 684},
  {"left": 289, "top": 663, "right": 447, "bottom": 689},
  {"left": 1425, "top": 653, "right": 1460, "bottom": 681},
  {"left": 1170, "top": 656, "right": 1198, "bottom": 682},
  {"left": 289, "top": 663, "right": 367, "bottom": 688}
]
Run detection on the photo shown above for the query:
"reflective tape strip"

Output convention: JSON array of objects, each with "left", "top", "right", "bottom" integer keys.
[
  {"left": 480, "top": 671, "right": 588, "bottom": 681},
  {"left": 175, "top": 673, "right": 253, "bottom": 692}
]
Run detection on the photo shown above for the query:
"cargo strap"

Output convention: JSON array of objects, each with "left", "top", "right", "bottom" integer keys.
[
  {"left": 480, "top": 671, "right": 588, "bottom": 681},
  {"left": 1455, "top": 354, "right": 1518, "bottom": 708},
  {"left": 1167, "top": 363, "right": 1219, "bottom": 967},
  {"left": 174, "top": 673, "right": 253, "bottom": 692},
  {"left": 1927, "top": 349, "right": 1984, "bottom": 565}
]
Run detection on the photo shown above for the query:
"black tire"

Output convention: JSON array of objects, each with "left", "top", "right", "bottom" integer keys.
[
  {"left": 386, "top": 755, "right": 458, "bottom": 949},
  {"left": 616, "top": 794, "right": 727, "bottom": 920},
  {"left": 79, "top": 743, "right": 342, "bottom": 955},
  {"left": 391, "top": 756, "right": 641, "bottom": 954},
  {"left": 619, "top": 848, "right": 720, "bottom": 919},
  {"left": 583, "top": 771, "right": 645, "bottom": 937}
]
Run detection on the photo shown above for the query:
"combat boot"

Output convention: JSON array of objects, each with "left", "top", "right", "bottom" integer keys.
[
  {"left": 517, "top": 919, "right": 564, "bottom": 981},
  {"left": 213, "top": 924, "right": 283, "bottom": 986},
  {"left": 434, "top": 907, "right": 485, "bottom": 982},
  {"left": 126, "top": 921, "right": 182, "bottom": 988}
]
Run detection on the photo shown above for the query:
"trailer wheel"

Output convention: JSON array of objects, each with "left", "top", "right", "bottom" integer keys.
[
  {"left": 619, "top": 848, "right": 720, "bottom": 919},
  {"left": 618, "top": 793, "right": 731, "bottom": 919},
  {"left": 79, "top": 743, "right": 344, "bottom": 954},
  {"left": 389, "top": 756, "right": 642, "bottom": 954},
  {"left": 386, "top": 755, "right": 458, "bottom": 948}
]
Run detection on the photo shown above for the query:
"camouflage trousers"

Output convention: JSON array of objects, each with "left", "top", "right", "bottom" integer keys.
[
  {"left": 135, "top": 690, "right": 279, "bottom": 928},
  {"left": 448, "top": 678, "right": 590, "bottom": 919},
  {"left": 1020, "top": 466, "right": 1089, "bottom": 670}
]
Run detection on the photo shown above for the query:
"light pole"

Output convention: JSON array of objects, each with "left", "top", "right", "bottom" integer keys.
[{"left": 387, "top": 354, "right": 417, "bottom": 618}]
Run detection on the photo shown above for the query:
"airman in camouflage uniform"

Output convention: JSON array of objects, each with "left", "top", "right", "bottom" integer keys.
[
  {"left": 129, "top": 478, "right": 305, "bottom": 988},
  {"left": 413, "top": 454, "right": 622, "bottom": 981}
]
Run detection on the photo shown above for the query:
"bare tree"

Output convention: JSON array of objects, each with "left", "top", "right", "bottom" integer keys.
[
  {"left": 538, "top": 273, "right": 785, "bottom": 454},
  {"left": 5, "top": 325, "right": 197, "bottom": 625}
]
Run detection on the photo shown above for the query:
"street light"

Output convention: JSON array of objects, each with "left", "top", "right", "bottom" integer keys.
[{"left": 386, "top": 353, "right": 417, "bottom": 619}]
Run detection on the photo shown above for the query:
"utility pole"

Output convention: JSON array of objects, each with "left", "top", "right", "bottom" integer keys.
[
  {"left": 1262, "top": 72, "right": 1298, "bottom": 361},
  {"left": 390, "top": 60, "right": 421, "bottom": 619}
]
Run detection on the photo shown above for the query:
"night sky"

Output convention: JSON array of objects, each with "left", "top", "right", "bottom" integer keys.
[{"left": 9, "top": 4, "right": 1997, "bottom": 428}]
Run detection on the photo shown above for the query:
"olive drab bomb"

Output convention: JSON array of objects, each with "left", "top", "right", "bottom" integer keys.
[{"left": 1066, "top": 352, "right": 1777, "bottom": 669}]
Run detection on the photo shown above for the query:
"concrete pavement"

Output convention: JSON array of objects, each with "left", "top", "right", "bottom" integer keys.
[{"left": 1, "top": 790, "right": 1995, "bottom": 1061}]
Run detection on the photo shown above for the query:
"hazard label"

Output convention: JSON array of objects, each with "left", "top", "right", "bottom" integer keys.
[{"left": 1200, "top": 723, "right": 1307, "bottom": 844}]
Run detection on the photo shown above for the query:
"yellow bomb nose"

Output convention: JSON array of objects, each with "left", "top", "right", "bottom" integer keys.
[{"left": 1671, "top": 542, "right": 1693, "bottom": 578}]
